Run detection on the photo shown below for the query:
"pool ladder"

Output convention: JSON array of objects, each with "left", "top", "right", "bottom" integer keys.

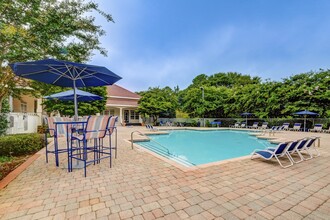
[{"left": 130, "top": 131, "right": 195, "bottom": 167}]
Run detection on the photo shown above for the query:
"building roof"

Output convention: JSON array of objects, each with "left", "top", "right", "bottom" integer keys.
[
  {"left": 106, "top": 84, "right": 140, "bottom": 99},
  {"left": 106, "top": 84, "right": 140, "bottom": 108},
  {"left": 106, "top": 98, "right": 139, "bottom": 107}
]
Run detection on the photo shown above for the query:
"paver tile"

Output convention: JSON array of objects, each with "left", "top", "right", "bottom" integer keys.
[
  {"left": 0, "top": 127, "right": 329, "bottom": 220},
  {"left": 161, "top": 205, "right": 176, "bottom": 215},
  {"left": 152, "top": 208, "right": 165, "bottom": 218},
  {"left": 142, "top": 211, "right": 155, "bottom": 220},
  {"left": 119, "top": 209, "right": 134, "bottom": 219},
  {"left": 280, "top": 210, "right": 303, "bottom": 219},
  {"left": 172, "top": 200, "right": 191, "bottom": 210},
  {"left": 208, "top": 206, "right": 229, "bottom": 217}
]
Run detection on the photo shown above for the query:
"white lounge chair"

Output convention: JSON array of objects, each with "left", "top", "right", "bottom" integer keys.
[
  {"left": 267, "top": 126, "right": 285, "bottom": 135},
  {"left": 230, "top": 122, "right": 240, "bottom": 128},
  {"left": 259, "top": 122, "right": 268, "bottom": 129},
  {"left": 248, "top": 122, "right": 259, "bottom": 129},
  {"left": 286, "top": 137, "right": 319, "bottom": 162},
  {"left": 251, "top": 126, "right": 277, "bottom": 136},
  {"left": 282, "top": 123, "right": 290, "bottom": 131},
  {"left": 290, "top": 123, "right": 301, "bottom": 131},
  {"left": 323, "top": 126, "right": 330, "bottom": 133},
  {"left": 285, "top": 139, "right": 308, "bottom": 163},
  {"left": 234, "top": 122, "right": 241, "bottom": 128},
  {"left": 251, "top": 142, "right": 293, "bottom": 168},
  {"left": 146, "top": 124, "right": 158, "bottom": 131},
  {"left": 300, "top": 136, "right": 320, "bottom": 159},
  {"left": 309, "top": 124, "right": 323, "bottom": 132}
]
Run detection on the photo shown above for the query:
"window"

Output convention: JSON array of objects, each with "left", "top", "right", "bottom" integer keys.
[
  {"left": 130, "top": 110, "right": 139, "bottom": 120},
  {"left": 21, "top": 102, "right": 27, "bottom": 112},
  {"left": 104, "top": 109, "right": 115, "bottom": 115}
]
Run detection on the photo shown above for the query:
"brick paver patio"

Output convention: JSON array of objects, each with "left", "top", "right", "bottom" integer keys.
[{"left": 0, "top": 127, "right": 329, "bottom": 219}]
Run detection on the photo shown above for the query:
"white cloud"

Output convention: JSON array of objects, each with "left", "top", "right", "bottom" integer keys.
[
  {"left": 90, "top": 0, "right": 330, "bottom": 92},
  {"left": 92, "top": 24, "right": 237, "bottom": 91}
]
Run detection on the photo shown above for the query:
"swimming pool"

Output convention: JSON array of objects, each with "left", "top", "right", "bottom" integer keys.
[{"left": 136, "top": 130, "right": 275, "bottom": 167}]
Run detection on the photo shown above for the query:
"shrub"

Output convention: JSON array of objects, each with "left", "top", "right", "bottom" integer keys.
[
  {"left": 37, "top": 125, "right": 48, "bottom": 134},
  {"left": 0, "top": 133, "right": 45, "bottom": 156},
  {"left": 184, "top": 120, "right": 198, "bottom": 127},
  {"left": 0, "top": 99, "right": 10, "bottom": 136}
]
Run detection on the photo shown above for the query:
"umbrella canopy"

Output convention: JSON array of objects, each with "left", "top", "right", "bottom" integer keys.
[
  {"left": 241, "top": 112, "right": 254, "bottom": 116},
  {"left": 10, "top": 59, "right": 121, "bottom": 119},
  {"left": 294, "top": 110, "right": 318, "bottom": 116},
  {"left": 241, "top": 112, "right": 254, "bottom": 125},
  {"left": 44, "top": 89, "right": 103, "bottom": 102},
  {"left": 293, "top": 110, "right": 318, "bottom": 132}
]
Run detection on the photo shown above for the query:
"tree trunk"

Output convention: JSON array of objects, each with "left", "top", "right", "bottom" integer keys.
[{"left": 0, "top": 97, "right": 3, "bottom": 113}]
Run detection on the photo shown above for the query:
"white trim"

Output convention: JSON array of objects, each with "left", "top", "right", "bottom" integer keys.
[
  {"left": 108, "top": 95, "right": 140, "bottom": 100},
  {"left": 106, "top": 104, "right": 138, "bottom": 107}
]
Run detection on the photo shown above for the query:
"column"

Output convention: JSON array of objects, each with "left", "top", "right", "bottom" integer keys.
[
  {"left": 119, "top": 107, "right": 123, "bottom": 124},
  {"left": 9, "top": 95, "right": 13, "bottom": 112}
]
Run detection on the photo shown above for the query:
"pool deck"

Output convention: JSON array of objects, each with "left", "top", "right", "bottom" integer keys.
[{"left": 0, "top": 126, "right": 329, "bottom": 219}]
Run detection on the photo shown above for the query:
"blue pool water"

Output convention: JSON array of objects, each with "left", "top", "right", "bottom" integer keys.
[{"left": 137, "top": 130, "right": 275, "bottom": 166}]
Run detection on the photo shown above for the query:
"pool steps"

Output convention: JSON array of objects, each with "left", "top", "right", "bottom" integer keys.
[
  {"left": 140, "top": 141, "right": 195, "bottom": 167},
  {"left": 130, "top": 130, "right": 194, "bottom": 167}
]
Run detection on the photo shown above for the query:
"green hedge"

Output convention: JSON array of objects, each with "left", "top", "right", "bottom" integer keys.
[{"left": 0, "top": 133, "right": 45, "bottom": 156}]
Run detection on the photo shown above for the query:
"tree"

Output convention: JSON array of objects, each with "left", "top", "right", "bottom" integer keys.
[
  {"left": 280, "top": 71, "right": 330, "bottom": 117},
  {"left": 137, "top": 70, "right": 330, "bottom": 120},
  {"left": 181, "top": 72, "right": 261, "bottom": 118},
  {"left": 137, "top": 87, "right": 178, "bottom": 123},
  {"left": 208, "top": 72, "right": 260, "bottom": 88},
  {"left": 0, "top": 0, "right": 113, "bottom": 112},
  {"left": 180, "top": 86, "right": 229, "bottom": 118},
  {"left": 180, "top": 88, "right": 203, "bottom": 118},
  {"left": 41, "top": 86, "right": 107, "bottom": 117}
]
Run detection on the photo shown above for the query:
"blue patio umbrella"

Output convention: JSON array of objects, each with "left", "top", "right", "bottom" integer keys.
[
  {"left": 44, "top": 89, "right": 103, "bottom": 102},
  {"left": 10, "top": 59, "right": 121, "bottom": 119},
  {"left": 241, "top": 112, "right": 254, "bottom": 125},
  {"left": 293, "top": 110, "right": 318, "bottom": 132}
]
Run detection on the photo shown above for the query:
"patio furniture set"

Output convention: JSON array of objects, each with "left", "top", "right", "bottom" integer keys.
[{"left": 45, "top": 115, "right": 118, "bottom": 177}]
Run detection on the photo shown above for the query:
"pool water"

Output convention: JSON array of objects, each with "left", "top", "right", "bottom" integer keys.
[{"left": 137, "top": 130, "right": 275, "bottom": 166}]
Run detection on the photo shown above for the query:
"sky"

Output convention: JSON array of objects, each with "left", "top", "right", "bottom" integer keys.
[{"left": 90, "top": 0, "right": 330, "bottom": 92}]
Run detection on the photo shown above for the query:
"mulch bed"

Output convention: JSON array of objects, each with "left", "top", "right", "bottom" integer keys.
[{"left": 0, "top": 156, "right": 30, "bottom": 181}]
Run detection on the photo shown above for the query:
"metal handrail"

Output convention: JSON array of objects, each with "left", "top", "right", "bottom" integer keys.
[
  {"left": 131, "top": 131, "right": 170, "bottom": 154},
  {"left": 131, "top": 130, "right": 148, "bottom": 149},
  {"left": 131, "top": 130, "right": 196, "bottom": 167}
]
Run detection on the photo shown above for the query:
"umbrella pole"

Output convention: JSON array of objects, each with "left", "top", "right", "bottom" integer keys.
[
  {"left": 73, "top": 81, "right": 78, "bottom": 121},
  {"left": 304, "top": 115, "right": 306, "bottom": 132}
]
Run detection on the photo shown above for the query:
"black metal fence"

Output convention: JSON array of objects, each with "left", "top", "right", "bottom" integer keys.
[{"left": 157, "top": 117, "right": 330, "bottom": 129}]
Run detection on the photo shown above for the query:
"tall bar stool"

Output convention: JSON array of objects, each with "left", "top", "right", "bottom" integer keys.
[
  {"left": 70, "top": 115, "right": 111, "bottom": 177},
  {"left": 45, "top": 117, "right": 71, "bottom": 167}
]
